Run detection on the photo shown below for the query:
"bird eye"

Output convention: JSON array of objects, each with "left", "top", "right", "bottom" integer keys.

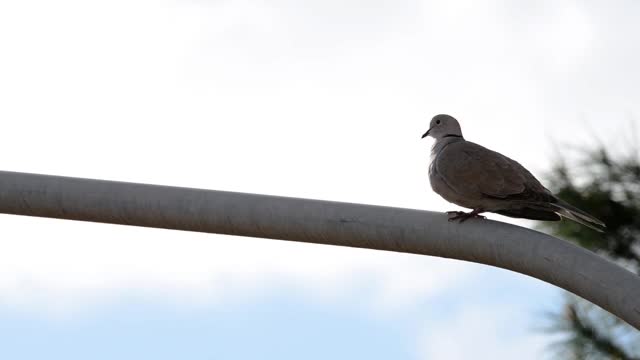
[{"left": 436, "top": 120, "right": 441, "bottom": 125}]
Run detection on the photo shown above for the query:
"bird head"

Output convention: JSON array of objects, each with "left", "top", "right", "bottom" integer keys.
[{"left": 421, "top": 114, "right": 463, "bottom": 139}]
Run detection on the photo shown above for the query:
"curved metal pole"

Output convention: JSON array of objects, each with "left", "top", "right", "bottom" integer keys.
[{"left": 0, "top": 170, "right": 637, "bottom": 328}]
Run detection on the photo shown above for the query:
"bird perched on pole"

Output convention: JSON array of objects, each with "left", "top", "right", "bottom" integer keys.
[{"left": 422, "top": 114, "right": 605, "bottom": 232}]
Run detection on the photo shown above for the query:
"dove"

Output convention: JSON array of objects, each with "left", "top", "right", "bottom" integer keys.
[{"left": 422, "top": 114, "right": 605, "bottom": 232}]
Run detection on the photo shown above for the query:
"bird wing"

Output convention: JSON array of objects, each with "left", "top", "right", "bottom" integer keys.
[{"left": 435, "top": 141, "right": 552, "bottom": 202}]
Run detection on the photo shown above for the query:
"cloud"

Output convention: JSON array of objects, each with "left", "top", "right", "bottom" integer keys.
[
  {"left": 417, "top": 302, "right": 551, "bottom": 360},
  {"left": 0, "top": 0, "right": 635, "bottom": 329},
  {"left": 0, "top": 214, "right": 474, "bottom": 315}
]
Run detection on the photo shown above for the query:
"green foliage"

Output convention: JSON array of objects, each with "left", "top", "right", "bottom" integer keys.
[
  {"left": 546, "top": 297, "right": 639, "bottom": 360},
  {"left": 541, "top": 146, "right": 640, "bottom": 359},
  {"left": 544, "top": 147, "right": 640, "bottom": 269}
]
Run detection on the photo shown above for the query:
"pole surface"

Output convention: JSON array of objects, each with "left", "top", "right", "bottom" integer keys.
[{"left": 0, "top": 170, "right": 638, "bottom": 328}]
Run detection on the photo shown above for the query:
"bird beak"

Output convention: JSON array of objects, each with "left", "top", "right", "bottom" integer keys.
[{"left": 421, "top": 128, "right": 432, "bottom": 139}]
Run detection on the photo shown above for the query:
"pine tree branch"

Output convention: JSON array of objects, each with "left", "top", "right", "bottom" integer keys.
[{"left": 566, "top": 304, "right": 637, "bottom": 360}]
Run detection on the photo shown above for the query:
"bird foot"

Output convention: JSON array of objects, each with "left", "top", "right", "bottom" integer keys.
[{"left": 446, "top": 211, "right": 485, "bottom": 223}]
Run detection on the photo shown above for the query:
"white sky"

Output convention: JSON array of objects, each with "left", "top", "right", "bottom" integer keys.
[{"left": 0, "top": 0, "right": 638, "bottom": 358}]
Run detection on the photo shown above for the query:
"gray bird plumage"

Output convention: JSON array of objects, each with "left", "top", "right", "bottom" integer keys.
[{"left": 422, "top": 114, "right": 605, "bottom": 232}]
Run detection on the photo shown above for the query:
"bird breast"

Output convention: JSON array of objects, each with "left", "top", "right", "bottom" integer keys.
[
  {"left": 429, "top": 146, "right": 461, "bottom": 204},
  {"left": 428, "top": 138, "right": 488, "bottom": 210}
]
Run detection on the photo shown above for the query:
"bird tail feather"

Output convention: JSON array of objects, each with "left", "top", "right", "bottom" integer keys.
[{"left": 549, "top": 200, "right": 606, "bottom": 232}]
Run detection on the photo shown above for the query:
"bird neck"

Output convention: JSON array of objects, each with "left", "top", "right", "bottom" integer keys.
[{"left": 431, "top": 136, "right": 464, "bottom": 158}]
